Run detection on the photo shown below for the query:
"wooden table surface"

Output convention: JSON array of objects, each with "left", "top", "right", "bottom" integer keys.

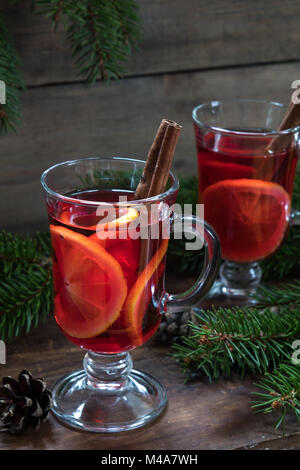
[{"left": 1, "top": 307, "right": 300, "bottom": 451}]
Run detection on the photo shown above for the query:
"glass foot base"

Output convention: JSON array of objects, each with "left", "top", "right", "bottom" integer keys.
[
  {"left": 198, "top": 279, "right": 260, "bottom": 309},
  {"left": 51, "top": 368, "right": 167, "bottom": 433},
  {"left": 194, "top": 260, "right": 263, "bottom": 309}
]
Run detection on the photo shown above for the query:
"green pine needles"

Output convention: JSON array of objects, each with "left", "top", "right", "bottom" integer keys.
[
  {"left": 252, "top": 362, "right": 300, "bottom": 434},
  {"left": 172, "top": 306, "right": 300, "bottom": 382},
  {"left": 0, "top": 232, "right": 52, "bottom": 340},
  {"left": 254, "top": 280, "right": 300, "bottom": 308},
  {"left": 35, "top": 0, "right": 141, "bottom": 82},
  {"left": 0, "top": 8, "right": 24, "bottom": 133},
  {"left": 172, "top": 280, "right": 300, "bottom": 433},
  {"left": 0, "top": 0, "right": 141, "bottom": 134}
]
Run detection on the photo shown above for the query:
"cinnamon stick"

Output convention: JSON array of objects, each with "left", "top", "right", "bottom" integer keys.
[
  {"left": 148, "top": 121, "right": 182, "bottom": 196},
  {"left": 135, "top": 119, "right": 182, "bottom": 199},
  {"left": 134, "top": 119, "right": 169, "bottom": 199},
  {"left": 135, "top": 118, "right": 182, "bottom": 274},
  {"left": 267, "top": 86, "right": 300, "bottom": 152}
]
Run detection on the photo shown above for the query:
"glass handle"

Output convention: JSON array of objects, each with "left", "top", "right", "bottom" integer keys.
[
  {"left": 161, "top": 214, "right": 220, "bottom": 314},
  {"left": 290, "top": 209, "right": 300, "bottom": 226}
]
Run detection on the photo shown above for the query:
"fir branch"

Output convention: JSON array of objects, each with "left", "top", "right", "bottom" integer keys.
[
  {"left": 254, "top": 281, "right": 300, "bottom": 308},
  {"left": 0, "top": 264, "right": 53, "bottom": 341},
  {"left": 261, "top": 229, "right": 300, "bottom": 280},
  {"left": 86, "top": 1, "right": 108, "bottom": 81},
  {"left": 172, "top": 307, "right": 300, "bottom": 382},
  {"left": 111, "top": 0, "right": 131, "bottom": 46},
  {"left": 34, "top": 0, "right": 142, "bottom": 83},
  {"left": 252, "top": 362, "right": 300, "bottom": 434},
  {"left": 0, "top": 231, "right": 51, "bottom": 275},
  {"left": 0, "top": 231, "right": 52, "bottom": 341},
  {"left": 0, "top": 7, "right": 24, "bottom": 134},
  {"left": 51, "top": 0, "right": 64, "bottom": 24}
]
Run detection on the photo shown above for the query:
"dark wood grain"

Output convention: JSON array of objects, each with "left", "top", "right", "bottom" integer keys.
[
  {"left": 0, "top": 61, "right": 297, "bottom": 232},
  {"left": 3, "top": 0, "right": 300, "bottom": 87},
  {"left": 0, "top": 313, "right": 299, "bottom": 450},
  {"left": 240, "top": 433, "right": 300, "bottom": 450}
]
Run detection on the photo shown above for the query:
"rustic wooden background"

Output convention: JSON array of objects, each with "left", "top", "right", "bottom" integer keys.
[{"left": 2, "top": 0, "right": 300, "bottom": 232}]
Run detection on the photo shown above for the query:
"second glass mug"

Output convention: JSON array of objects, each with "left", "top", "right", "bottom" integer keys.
[
  {"left": 41, "top": 156, "right": 220, "bottom": 432},
  {"left": 193, "top": 99, "right": 300, "bottom": 302}
]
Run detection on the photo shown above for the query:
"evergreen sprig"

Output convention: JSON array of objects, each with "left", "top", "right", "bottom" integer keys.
[
  {"left": 260, "top": 229, "right": 300, "bottom": 280},
  {"left": 172, "top": 306, "right": 300, "bottom": 382},
  {"left": 252, "top": 362, "right": 300, "bottom": 434},
  {"left": 0, "top": 231, "right": 52, "bottom": 340},
  {"left": 0, "top": 7, "right": 24, "bottom": 134},
  {"left": 32, "top": 0, "right": 142, "bottom": 83},
  {"left": 172, "top": 277, "right": 300, "bottom": 433},
  {"left": 254, "top": 281, "right": 300, "bottom": 308},
  {"left": 0, "top": 0, "right": 141, "bottom": 133},
  {"left": 0, "top": 231, "right": 51, "bottom": 274}
]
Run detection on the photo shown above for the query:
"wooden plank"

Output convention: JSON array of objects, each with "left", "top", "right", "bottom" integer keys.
[
  {"left": 0, "top": 315, "right": 299, "bottom": 450},
  {"left": 0, "top": 61, "right": 297, "bottom": 233},
  {"left": 240, "top": 433, "right": 300, "bottom": 450},
  {"left": 3, "top": 0, "right": 300, "bottom": 86}
]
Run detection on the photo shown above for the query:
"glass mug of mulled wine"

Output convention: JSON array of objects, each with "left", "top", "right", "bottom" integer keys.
[
  {"left": 193, "top": 99, "right": 300, "bottom": 303},
  {"left": 41, "top": 156, "right": 220, "bottom": 432}
]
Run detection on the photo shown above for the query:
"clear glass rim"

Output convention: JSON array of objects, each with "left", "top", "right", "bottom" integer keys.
[
  {"left": 41, "top": 156, "right": 180, "bottom": 207},
  {"left": 192, "top": 98, "right": 300, "bottom": 137}
]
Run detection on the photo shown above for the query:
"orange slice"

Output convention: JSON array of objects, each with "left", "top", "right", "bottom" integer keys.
[
  {"left": 90, "top": 233, "right": 141, "bottom": 293},
  {"left": 96, "top": 207, "right": 139, "bottom": 234},
  {"left": 202, "top": 179, "right": 290, "bottom": 262},
  {"left": 89, "top": 206, "right": 141, "bottom": 291},
  {"left": 50, "top": 225, "right": 127, "bottom": 338},
  {"left": 123, "top": 239, "right": 169, "bottom": 346},
  {"left": 60, "top": 206, "right": 139, "bottom": 232},
  {"left": 199, "top": 160, "right": 256, "bottom": 194}
]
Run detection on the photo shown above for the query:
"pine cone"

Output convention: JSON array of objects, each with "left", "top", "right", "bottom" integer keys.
[
  {"left": 0, "top": 370, "right": 52, "bottom": 434},
  {"left": 157, "top": 310, "right": 193, "bottom": 345}
]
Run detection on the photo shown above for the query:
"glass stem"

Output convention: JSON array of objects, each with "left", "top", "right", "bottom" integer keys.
[
  {"left": 83, "top": 351, "right": 132, "bottom": 394},
  {"left": 220, "top": 261, "right": 262, "bottom": 293}
]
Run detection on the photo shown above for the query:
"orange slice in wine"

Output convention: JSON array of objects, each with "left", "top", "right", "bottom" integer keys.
[
  {"left": 123, "top": 239, "right": 169, "bottom": 346},
  {"left": 202, "top": 179, "right": 291, "bottom": 262},
  {"left": 50, "top": 225, "right": 127, "bottom": 338},
  {"left": 60, "top": 206, "right": 139, "bottom": 232},
  {"left": 97, "top": 207, "right": 139, "bottom": 233},
  {"left": 199, "top": 160, "right": 256, "bottom": 194},
  {"left": 89, "top": 207, "right": 140, "bottom": 290}
]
